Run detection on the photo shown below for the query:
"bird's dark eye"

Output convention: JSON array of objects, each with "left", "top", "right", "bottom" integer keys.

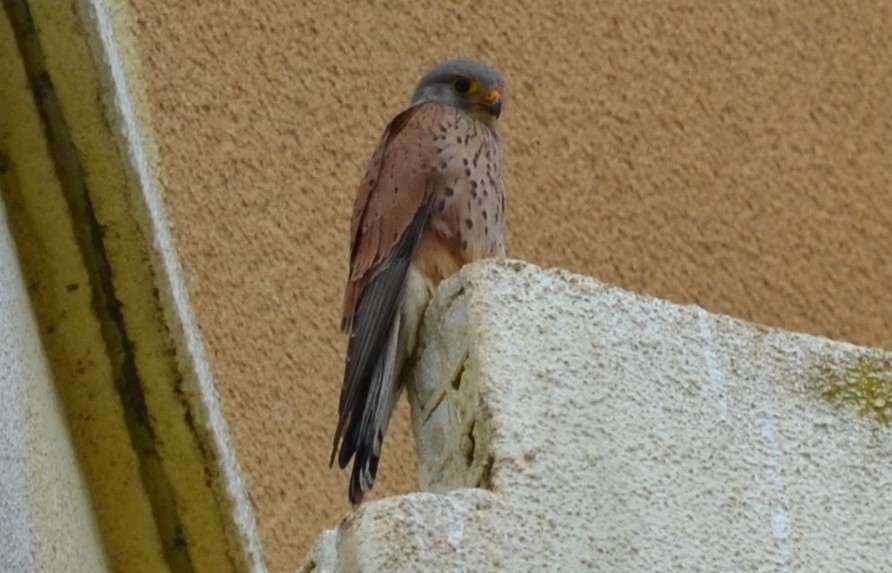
[{"left": 452, "top": 77, "right": 472, "bottom": 94}]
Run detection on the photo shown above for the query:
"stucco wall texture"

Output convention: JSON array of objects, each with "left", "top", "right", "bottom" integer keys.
[{"left": 122, "top": 1, "right": 891, "bottom": 571}]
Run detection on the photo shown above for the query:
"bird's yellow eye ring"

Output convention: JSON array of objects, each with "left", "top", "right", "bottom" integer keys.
[{"left": 452, "top": 77, "right": 477, "bottom": 95}]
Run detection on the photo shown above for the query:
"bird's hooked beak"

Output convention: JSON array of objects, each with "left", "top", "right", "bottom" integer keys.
[{"left": 481, "top": 87, "right": 502, "bottom": 119}]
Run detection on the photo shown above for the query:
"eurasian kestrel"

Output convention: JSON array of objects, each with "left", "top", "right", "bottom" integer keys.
[{"left": 331, "top": 59, "right": 508, "bottom": 504}]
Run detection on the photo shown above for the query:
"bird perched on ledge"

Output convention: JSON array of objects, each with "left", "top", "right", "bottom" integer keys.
[{"left": 330, "top": 59, "right": 508, "bottom": 504}]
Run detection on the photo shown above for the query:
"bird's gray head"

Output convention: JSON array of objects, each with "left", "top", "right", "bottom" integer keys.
[{"left": 410, "top": 58, "right": 506, "bottom": 123}]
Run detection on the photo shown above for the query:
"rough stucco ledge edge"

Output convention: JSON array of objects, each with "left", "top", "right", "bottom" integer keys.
[{"left": 80, "top": 1, "right": 267, "bottom": 570}]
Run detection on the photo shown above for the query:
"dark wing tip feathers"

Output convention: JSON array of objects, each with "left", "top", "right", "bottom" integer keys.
[
  {"left": 348, "top": 441, "right": 380, "bottom": 505},
  {"left": 332, "top": 203, "right": 432, "bottom": 503}
]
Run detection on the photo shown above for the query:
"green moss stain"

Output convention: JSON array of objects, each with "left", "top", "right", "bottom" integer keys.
[{"left": 818, "top": 355, "right": 892, "bottom": 425}]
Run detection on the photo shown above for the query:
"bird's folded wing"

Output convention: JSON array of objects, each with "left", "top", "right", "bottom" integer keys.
[
  {"left": 341, "top": 102, "right": 448, "bottom": 331},
  {"left": 332, "top": 102, "right": 450, "bottom": 463},
  {"left": 333, "top": 204, "right": 429, "bottom": 469}
]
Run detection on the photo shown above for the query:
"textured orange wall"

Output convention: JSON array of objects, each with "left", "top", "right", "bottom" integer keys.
[{"left": 123, "top": 1, "right": 892, "bottom": 571}]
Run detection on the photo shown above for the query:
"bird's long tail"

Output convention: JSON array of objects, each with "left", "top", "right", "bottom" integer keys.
[
  {"left": 331, "top": 206, "right": 431, "bottom": 504},
  {"left": 343, "top": 313, "right": 403, "bottom": 503}
]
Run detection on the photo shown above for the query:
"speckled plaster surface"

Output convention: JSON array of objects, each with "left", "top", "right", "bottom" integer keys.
[
  {"left": 303, "top": 260, "right": 892, "bottom": 572},
  {"left": 115, "top": 1, "right": 892, "bottom": 569},
  {"left": 0, "top": 195, "right": 109, "bottom": 573}
]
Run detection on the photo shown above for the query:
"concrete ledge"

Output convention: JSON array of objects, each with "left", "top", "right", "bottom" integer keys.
[{"left": 302, "top": 259, "right": 892, "bottom": 572}]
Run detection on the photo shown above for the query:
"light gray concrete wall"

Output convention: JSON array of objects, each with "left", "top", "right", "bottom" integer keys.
[
  {"left": 0, "top": 194, "right": 110, "bottom": 573},
  {"left": 302, "top": 259, "right": 892, "bottom": 572}
]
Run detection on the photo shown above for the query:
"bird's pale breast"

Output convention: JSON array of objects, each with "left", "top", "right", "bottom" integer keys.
[{"left": 425, "top": 109, "right": 507, "bottom": 269}]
